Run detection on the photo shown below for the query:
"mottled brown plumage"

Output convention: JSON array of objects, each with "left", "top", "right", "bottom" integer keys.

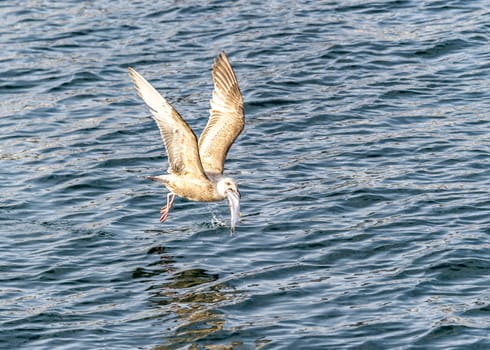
[{"left": 128, "top": 52, "right": 244, "bottom": 230}]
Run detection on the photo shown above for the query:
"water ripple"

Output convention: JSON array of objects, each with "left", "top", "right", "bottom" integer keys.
[{"left": 1, "top": 0, "right": 490, "bottom": 349}]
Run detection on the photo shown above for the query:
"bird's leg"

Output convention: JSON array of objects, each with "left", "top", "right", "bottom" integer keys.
[{"left": 160, "top": 192, "right": 175, "bottom": 222}]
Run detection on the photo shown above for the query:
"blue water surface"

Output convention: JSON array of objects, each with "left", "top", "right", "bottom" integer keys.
[{"left": 1, "top": 1, "right": 490, "bottom": 349}]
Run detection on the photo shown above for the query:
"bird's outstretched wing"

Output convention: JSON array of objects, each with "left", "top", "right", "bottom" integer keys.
[
  {"left": 128, "top": 67, "right": 207, "bottom": 179},
  {"left": 198, "top": 51, "right": 244, "bottom": 175}
]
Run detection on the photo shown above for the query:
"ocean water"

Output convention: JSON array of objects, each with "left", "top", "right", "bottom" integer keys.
[{"left": 1, "top": 1, "right": 490, "bottom": 349}]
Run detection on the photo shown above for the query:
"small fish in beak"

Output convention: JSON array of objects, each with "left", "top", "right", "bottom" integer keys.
[{"left": 226, "top": 189, "right": 241, "bottom": 232}]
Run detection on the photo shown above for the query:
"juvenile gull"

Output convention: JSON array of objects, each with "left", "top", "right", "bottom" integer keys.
[{"left": 128, "top": 51, "right": 244, "bottom": 230}]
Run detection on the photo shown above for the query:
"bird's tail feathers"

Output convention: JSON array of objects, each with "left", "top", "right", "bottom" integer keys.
[{"left": 146, "top": 175, "right": 167, "bottom": 183}]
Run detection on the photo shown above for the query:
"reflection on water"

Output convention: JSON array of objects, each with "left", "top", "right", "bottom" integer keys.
[{"left": 135, "top": 245, "right": 253, "bottom": 350}]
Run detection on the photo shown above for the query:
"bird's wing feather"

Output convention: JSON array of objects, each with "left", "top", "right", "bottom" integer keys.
[
  {"left": 128, "top": 67, "right": 207, "bottom": 179},
  {"left": 198, "top": 52, "right": 244, "bottom": 175}
]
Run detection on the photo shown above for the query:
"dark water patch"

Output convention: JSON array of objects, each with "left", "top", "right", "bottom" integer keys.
[{"left": 429, "top": 259, "right": 490, "bottom": 282}]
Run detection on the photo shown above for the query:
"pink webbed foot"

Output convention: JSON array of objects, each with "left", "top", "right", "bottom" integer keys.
[{"left": 160, "top": 192, "right": 175, "bottom": 222}]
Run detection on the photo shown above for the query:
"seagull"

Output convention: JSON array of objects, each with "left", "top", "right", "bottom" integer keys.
[{"left": 128, "top": 51, "right": 244, "bottom": 231}]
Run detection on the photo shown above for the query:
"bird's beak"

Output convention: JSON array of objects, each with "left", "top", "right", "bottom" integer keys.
[{"left": 226, "top": 189, "right": 240, "bottom": 232}]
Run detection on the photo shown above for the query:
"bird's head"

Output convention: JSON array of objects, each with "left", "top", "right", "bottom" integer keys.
[
  {"left": 217, "top": 177, "right": 240, "bottom": 197},
  {"left": 217, "top": 177, "right": 241, "bottom": 231}
]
